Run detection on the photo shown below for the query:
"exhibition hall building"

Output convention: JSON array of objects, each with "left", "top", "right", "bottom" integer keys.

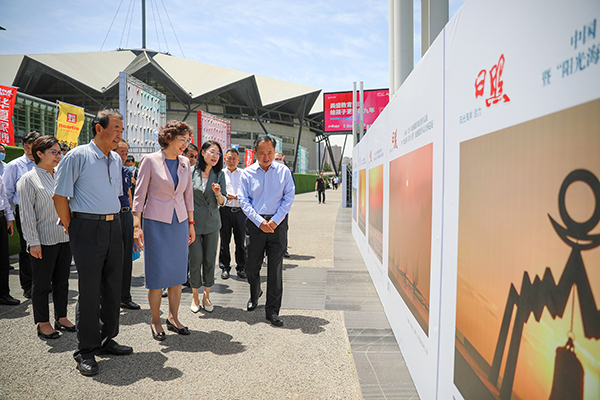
[{"left": 0, "top": 49, "right": 325, "bottom": 172}]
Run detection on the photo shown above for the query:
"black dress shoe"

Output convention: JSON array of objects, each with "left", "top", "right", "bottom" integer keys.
[
  {"left": 121, "top": 301, "right": 141, "bottom": 310},
  {"left": 0, "top": 294, "right": 20, "bottom": 305},
  {"left": 97, "top": 342, "right": 133, "bottom": 356},
  {"left": 237, "top": 269, "right": 247, "bottom": 279},
  {"left": 266, "top": 313, "right": 283, "bottom": 327},
  {"left": 247, "top": 289, "right": 263, "bottom": 311},
  {"left": 37, "top": 325, "right": 61, "bottom": 339},
  {"left": 283, "top": 251, "right": 290, "bottom": 258},
  {"left": 221, "top": 269, "right": 230, "bottom": 279},
  {"left": 166, "top": 319, "right": 190, "bottom": 335},
  {"left": 75, "top": 355, "right": 98, "bottom": 376},
  {"left": 151, "top": 325, "right": 166, "bottom": 341},
  {"left": 23, "top": 289, "right": 32, "bottom": 299},
  {"left": 55, "top": 320, "right": 77, "bottom": 332}
]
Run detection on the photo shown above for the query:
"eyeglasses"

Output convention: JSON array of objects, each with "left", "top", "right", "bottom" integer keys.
[
  {"left": 47, "top": 150, "right": 62, "bottom": 157},
  {"left": 176, "top": 137, "right": 191, "bottom": 145},
  {"left": 205, "top": 150, "right": 222, "bottom": 157}
]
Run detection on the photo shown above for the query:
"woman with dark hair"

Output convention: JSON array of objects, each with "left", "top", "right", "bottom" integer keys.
[
  {"left": 133, "top": 120, "right": 195, "bottom": 340},
  {"left": 189, "top": 140, "right": 226, "bottom": 313},
  {"left": 16, "top": 135, "right": 75, "bottom": 339}
]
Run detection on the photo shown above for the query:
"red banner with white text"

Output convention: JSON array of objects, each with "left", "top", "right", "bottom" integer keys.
[
  {"left": 0, "top": 85, "right": 18, "bottom": 146},
  {"left": 244, "top": 149, "right": 254, "bottom": 168}
]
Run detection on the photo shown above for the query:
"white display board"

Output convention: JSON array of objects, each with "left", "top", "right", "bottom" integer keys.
[
  {"left": 351, "top": 1, "right": 600, "bottom": 399},
  {"left": 119, "top": 72, "right": 166, "bottom": 157}
]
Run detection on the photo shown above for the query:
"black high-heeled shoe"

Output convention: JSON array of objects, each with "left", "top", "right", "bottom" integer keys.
[
  {"left": 151, "top": 325, "right": 166, "bottom": 341},
  {"left": 55, "top": 320, "right": 77, "bottom": 332},
  {"left": 37, "top": 325, "right": 61, "bottom": 339},
  {"left": 166, "top": 319, "right": 190, "bottom": 335}
]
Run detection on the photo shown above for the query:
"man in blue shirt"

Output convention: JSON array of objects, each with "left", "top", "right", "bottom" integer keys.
[
  {"left": 238, "top": 136, "right": 295, "bottom": 327},
  {"left": 53, "top": 110, "right": 133, "bottom": 377},
  {"left": 4, "top": 131, "right": 40, "bottom": 298}
]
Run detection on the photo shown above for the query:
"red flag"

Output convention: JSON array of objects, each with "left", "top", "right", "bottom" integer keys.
[
  {"left": 244, "top": 149, "right": 254, "bottom": 168},
  {"left": 0, "top": 85, "right": 18, "bottom": 146}
]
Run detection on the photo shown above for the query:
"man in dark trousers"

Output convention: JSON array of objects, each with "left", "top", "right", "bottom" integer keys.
[
  {"left": 315, "top": 172, "right": 326, "bottom": 204},
  {"left": 54, "top": 110, "right": 133, "bottom": 377},
  {"left": 238, "top": 136, "right": 295, "bottom": 327},
  {"left": 4, "top": 131, "right": 40, "bottom": 297},
  {"left": 115, "top": 139, "right": 140, "bottom": 310},
  {"left": 219, "top": 148, "right": 247, "bottom": 280},
  {"left": 0, "top": 173, "right": 18, "bottom": 305}
]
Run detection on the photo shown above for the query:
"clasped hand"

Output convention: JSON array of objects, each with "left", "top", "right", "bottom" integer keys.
[{"left": 259, "top": 219, "right": 278, "bottom": 233}]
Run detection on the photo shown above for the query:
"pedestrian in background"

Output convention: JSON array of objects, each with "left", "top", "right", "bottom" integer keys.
[
  {"left": 0, "top": 143, "right": 7, "bottom": 176},
  {"left": 4, "top": 131, "right": 41, "bottom": 298},
  {"left": 189, "top": 140, "right": 226, "bottom": 313},
  {"left": 315, "top": 172, "right": 326, "bottom": 204},
  {"left": 133, "top": 120, "right": 195, "bottom": 341},
  {"left": 0, "top": 172, "right": 17, "bottom": 306},
  {"left": 274, "top": 151, "right": 292, "bottom": 258},
  {"left": 238, "top": 136, "right": 295, "bottom": 327},
  {"left": 183, "top": 143, "right": 199, "bottom": 167},
  {"left": 115, "top": 140, "right": 139, "bottom": 311},
  {"left": 17, "top": 135, "right": 75, "bottom": 339},
  {"left": 219, "top": 148, "right": 247, "bottom": 280}
]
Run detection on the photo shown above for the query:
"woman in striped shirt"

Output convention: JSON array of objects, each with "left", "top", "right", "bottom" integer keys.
[{"left": 17, "top": 136, "right": 75, "bottom": 339}]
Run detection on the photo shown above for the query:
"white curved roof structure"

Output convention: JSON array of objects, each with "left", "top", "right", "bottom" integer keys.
[{"left": 0, "top": 49, "right": 324, "bottom": 117}]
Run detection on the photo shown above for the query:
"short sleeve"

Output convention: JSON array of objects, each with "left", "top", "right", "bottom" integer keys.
[{"left": 54, "top": 152, "right": 78, "bottom": 197}]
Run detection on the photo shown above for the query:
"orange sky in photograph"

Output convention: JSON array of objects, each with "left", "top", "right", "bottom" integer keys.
[
  {"left": 456, "top": 99, "right": 600, "bottom": 400},
  {"left": 389, "top": 143, "right": 433, "bottom": 305}
]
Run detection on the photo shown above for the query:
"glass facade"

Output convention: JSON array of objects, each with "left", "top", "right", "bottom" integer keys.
[{"left": 12, "top": 93, "right": 95, "bottom": 146}]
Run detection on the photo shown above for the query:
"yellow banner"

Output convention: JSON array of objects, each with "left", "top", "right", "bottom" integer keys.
[{"left": 56, "top": 102, "right": 84, "bottom": 149}]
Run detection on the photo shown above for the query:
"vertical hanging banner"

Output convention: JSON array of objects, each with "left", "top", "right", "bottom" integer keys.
[
  {"left": 119, "top": 72, "right": 166, "bottom": 158},
  {"left": 197, "top": 110, "right": 231, "bottom": 151},
  {"left": 0, "top": 85, "right": 18, "bottom": 146},
  {"left": 56, "top": 102, "right": 84, "bottom": 149},
  {"left": 244, "top": 149, "right": 255, "bottom": 167}
]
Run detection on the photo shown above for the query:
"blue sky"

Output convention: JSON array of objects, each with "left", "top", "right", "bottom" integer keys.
[
  {"left": 0, "top": 0, "right": 465, "bottom": 92},
  {"left": 0, "top": 0, "right": 465, "bottom": 152}
]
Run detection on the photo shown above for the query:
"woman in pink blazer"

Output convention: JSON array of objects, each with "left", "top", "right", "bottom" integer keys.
[{"left": 133, "top": 120, "right": 196, "bottom": 341}]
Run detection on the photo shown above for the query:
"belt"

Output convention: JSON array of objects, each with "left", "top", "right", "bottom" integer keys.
[
  {"left": 226, "top": 207, "right": 242, "bottom": 213},
  {"left": 72, "top": 212, "right": 120, "bottom": 221},
  {"left": 0, "top": 210, "right": 5, "bottom": 217},
  {"left": 260, "top": 214, "right": 274, "bottom": 220},
  {"left": 120, "top": 207, "right": 131, "bottom": 213}
]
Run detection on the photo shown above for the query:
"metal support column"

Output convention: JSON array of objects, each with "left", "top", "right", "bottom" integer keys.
[
  {"left": 421, "top": 0, "right": 448, "bottom": 56},
  {"left": 292, "top": 98, "right": 307, "bottom": 174}
]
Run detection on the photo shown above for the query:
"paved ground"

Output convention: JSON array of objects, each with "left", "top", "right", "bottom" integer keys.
[{"left": 1, "top": 189, "right": 419, "bottom": 400}]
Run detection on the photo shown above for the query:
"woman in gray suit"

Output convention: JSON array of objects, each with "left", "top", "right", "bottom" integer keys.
[{"left": 189, "top": 140, "right": 226, "bottom": 313}]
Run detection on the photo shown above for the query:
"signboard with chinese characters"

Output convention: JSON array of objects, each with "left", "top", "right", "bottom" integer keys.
[
  {"left": 324, "top": 89, "right": 389, "bottom": 134},
  {"left": 349, "top": 1, "right": 600, "bottom": 399},
  {"left": 440, "top": 2, "right": 600, "bottom": 400},
  {"left": 119, "top": 72, "right": 166, "bottom": 157},
  {"left": 244, "top": 149, "right": 254, "bottom": 168},
  {"left": 0, "top": 85, "right": 18, "bottom": 146}
]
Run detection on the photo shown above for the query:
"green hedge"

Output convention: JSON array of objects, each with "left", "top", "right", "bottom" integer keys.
[
  {"left": 3, "top": 146, "right": 24, "bottom": 256},
  {"left": 293, "top": 173, "right": 319, "bottom": 194},
  {"left": 5, "top": 145, "right": 24, "bottom": 163}
]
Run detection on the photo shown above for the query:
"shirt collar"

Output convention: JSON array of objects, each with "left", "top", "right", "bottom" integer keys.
[{"left": 90, "top": 140, "right": 108, "bottom": 159}]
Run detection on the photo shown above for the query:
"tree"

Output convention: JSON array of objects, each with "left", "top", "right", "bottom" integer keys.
[{"left": 322, "top": 161, "right": 332, "bottom": 172}]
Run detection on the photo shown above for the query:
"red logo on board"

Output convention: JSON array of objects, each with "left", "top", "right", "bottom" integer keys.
[{"left": 67, "top": 113, "right": 77, "bottom": 123}]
